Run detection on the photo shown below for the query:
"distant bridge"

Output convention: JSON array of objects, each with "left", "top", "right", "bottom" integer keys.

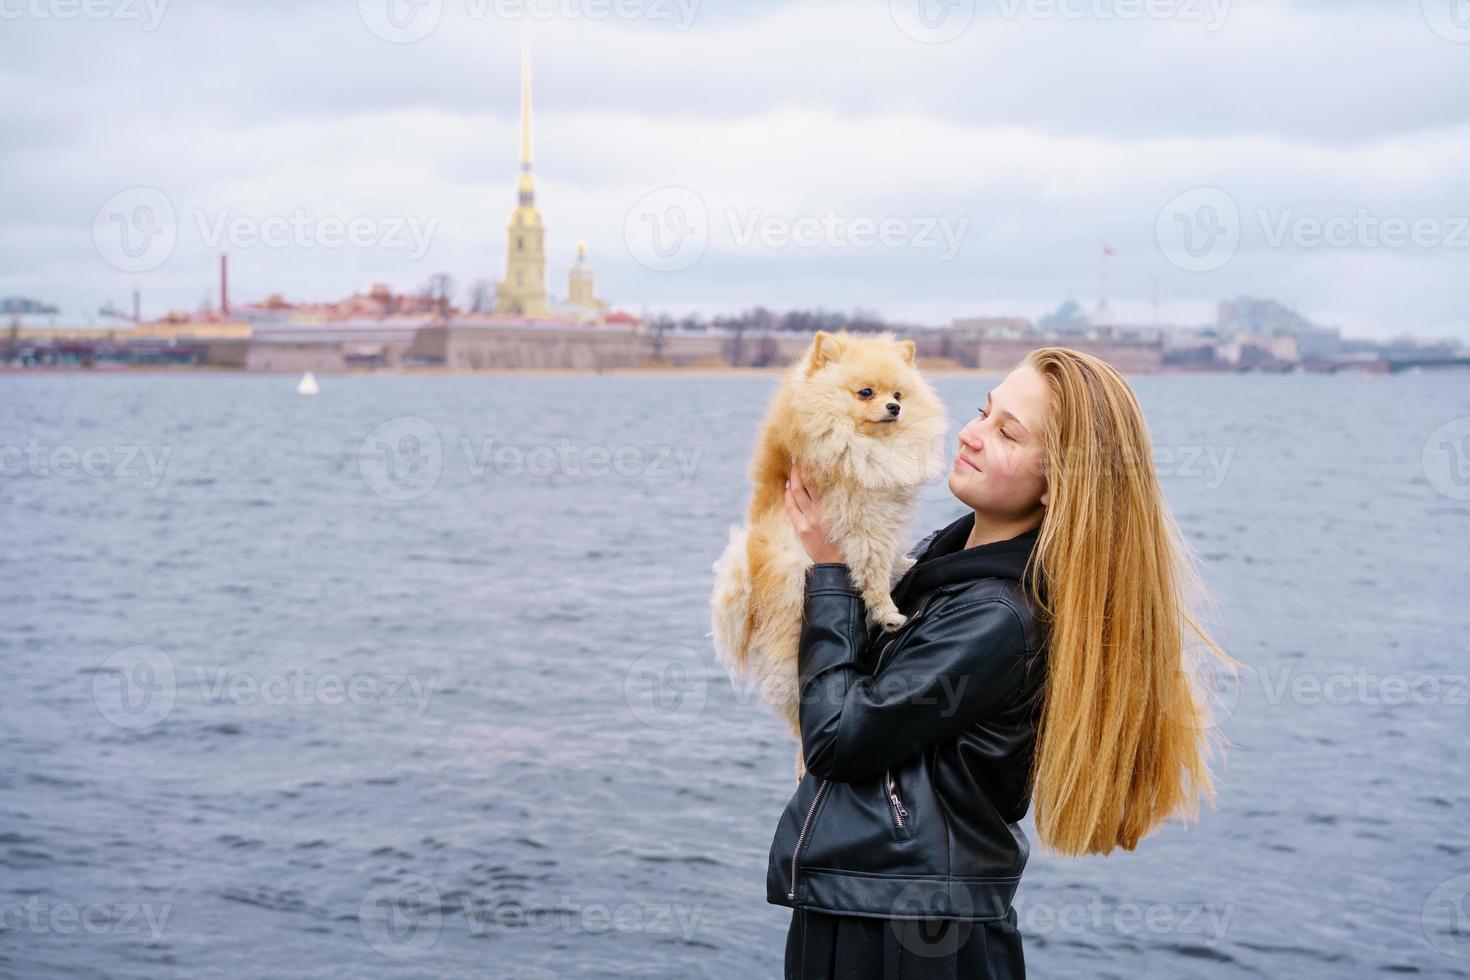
[{"left": 1323, "top": 355, "right": 1470, "bottom": 374}]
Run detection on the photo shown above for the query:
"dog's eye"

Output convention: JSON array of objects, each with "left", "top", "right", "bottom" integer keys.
[
  {"left": 893, "top": 392, "right": 902, "bottom": 401},
  {"left": 857, "top": 388, "right": 873, "bottom": 399}
]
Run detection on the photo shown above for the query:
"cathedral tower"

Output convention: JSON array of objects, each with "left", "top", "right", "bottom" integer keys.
[
  {"left": 567, "top": 241, "right": 607, "bottom": 317},
  {"left": 494, "top": 31, "right": 548, "bottom": 317}
]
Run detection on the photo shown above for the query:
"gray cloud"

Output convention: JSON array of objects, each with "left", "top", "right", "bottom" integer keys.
[{"left": 1, "top": 0, "right": 1467, "bottom": 338}]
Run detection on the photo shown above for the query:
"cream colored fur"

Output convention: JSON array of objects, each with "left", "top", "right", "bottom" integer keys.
[{"left": 710, "top": 330, "right": 948, "bottom": 780}]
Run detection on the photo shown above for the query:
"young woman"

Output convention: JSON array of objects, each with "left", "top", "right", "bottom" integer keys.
[{"left": 771, "top": 347, "right": 1233, "bottom": 980}]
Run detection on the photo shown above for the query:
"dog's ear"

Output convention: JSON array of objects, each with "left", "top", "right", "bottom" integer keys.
[
  {"left": 894, "top": 339, "right": 916, "bottom": 366},
  {"left": 807, "top": 331, "right": 845, "bottom": 375}
]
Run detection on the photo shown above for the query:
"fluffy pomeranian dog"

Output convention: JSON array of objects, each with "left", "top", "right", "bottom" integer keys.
[{"left": 710, "top": 330, "right": 948, "bottom": 778}]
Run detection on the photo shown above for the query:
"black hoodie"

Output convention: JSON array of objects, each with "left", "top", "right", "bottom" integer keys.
[{"left": 889, "top": 511, "right": 1044, "bottom": 619}]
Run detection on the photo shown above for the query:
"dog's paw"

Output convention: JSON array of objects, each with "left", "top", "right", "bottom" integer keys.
[
  {"left": 878, "top": 609, "right": 908, "bottom": 632},
  {"left": 895, "top": 555, "right": 918, "bottom": 577}
]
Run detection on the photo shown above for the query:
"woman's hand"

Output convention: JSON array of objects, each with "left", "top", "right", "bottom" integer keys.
[{"left": 785, "top": 463, "right": 844, "bottom": 565}]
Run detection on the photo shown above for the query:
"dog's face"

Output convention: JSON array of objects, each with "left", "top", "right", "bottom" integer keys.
[{"left": 799, "top": 330, "right": 938, "bottom": 437}]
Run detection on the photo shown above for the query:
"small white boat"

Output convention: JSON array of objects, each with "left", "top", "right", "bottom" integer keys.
[{"left": 296, "top": 370, "right": 319, "bottom": 395}]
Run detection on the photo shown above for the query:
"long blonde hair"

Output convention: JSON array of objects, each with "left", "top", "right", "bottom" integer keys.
[{"left": 1019, "top": 347, "right": 1239, "bottom": 856}]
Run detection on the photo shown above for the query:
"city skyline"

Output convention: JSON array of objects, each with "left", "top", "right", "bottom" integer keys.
[{"left": 3, "top": 0, "right": 1468, "bottom": 340}]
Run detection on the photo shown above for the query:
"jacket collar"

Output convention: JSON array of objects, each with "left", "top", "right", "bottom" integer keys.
[{"left": 891, "top": 512, "right": 1043, "bottom": 615}]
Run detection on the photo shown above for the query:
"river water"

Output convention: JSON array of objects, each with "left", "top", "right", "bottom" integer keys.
[{"left": 1, "top": 370, "right": 1467, "bottom": 978}]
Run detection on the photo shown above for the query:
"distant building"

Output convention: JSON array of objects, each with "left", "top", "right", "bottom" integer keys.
[
  {"left": 1216, "top": 296, "right": 1340, "bottom": 361},
  {"left": 558, "top": 242, "right": 609, "bottom": 323},
  {"left": 948, "top": 311, "right": 1162, "bottom": 374},
  {"left": 1, "top": 297, "right": 58, "bottom": 315},
  {"left": 494, "top": 35, "right": 548, "bottom": 318},
  {"left": 1038, "top": 298, "right": 1089, "bottom": 331},
  {"left": 1217, "top": 296, "right": 1310, "bottom": 334},
  {"left": 951, "top": 317, "right": 1031, "bottom": 340}
]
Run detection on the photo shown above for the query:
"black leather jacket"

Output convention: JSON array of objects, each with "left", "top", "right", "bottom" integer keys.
[{"left": 766, "top": 512, "right": 1048, "bottom": 922}]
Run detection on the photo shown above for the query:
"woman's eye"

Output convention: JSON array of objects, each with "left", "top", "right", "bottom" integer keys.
[
  {"left": 976, "top": 406, "right": 987, "bottom": 418},
  {"left": 1002, "top": 429, "right": 1015, "bottom": 442}
]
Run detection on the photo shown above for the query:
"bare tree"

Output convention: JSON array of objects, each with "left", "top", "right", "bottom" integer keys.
[
  {"left": 718, "top": 314, "right": 746, "bottom": 366},
  {"left": 423, "top": 273, "right": 456, "bottom": 319},
  {"left": 467, "top": 279, "right": 495, "bottom": 314}
]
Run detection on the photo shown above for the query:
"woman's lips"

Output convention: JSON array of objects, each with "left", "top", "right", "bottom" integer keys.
[{"left": 955, "top": 455, "right": 980, "bottom": 472}]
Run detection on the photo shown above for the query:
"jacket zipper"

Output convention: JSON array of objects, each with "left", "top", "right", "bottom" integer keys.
[
  {"left": 873, "top": 589, "right": 943, "bottom": 675},
  {"left": 885, "top": 769, "right": 910, "bottom": 834},
  {"left": 787, "top": 778, "right": 830, "bottom": 900}
]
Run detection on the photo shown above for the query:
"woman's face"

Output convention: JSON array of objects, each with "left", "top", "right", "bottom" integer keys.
[{"left": 947, "top": 363, "right": 1051, "bottom": 522}]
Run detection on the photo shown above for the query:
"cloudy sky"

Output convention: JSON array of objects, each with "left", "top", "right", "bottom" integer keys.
[{"left": 4, "top": 0, "right": 1468, "bottom": 339}]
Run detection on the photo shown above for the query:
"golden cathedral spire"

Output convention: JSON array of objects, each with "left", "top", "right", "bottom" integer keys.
[
  {"left": 519, "top": 27, "right": 533, "bottom": 174},
  {"left": 494, "top": 23, "right": 548, "bottom": 317}
]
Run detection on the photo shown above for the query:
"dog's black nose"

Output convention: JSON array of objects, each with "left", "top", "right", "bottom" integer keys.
[{"left": 886, "top": 403, "right": 900, "bottom": 416}]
